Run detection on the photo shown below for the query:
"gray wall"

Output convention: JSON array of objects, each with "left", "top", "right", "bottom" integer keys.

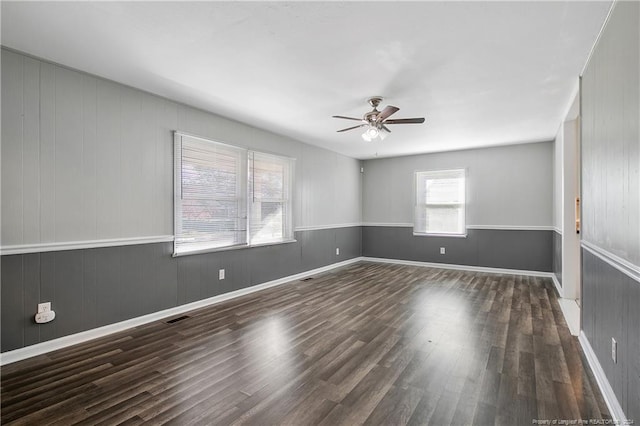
[
  {"left": 361, "top": 142, "right": 553, "bottom": 271},
  {"left": 0, "top": 48, "right": 362, "bottom": 247},
  {"left": 1, "top": 227, "right": 361, "bottom": 352},
  {"left": 0, "top": 49, "right": 363, "bottom": 352},
  {"left": 581, "top": 1, "right": 640, "bottom": 422},
  {"left": 362, "top": 142, "right": 553, "bottom": 227},
  {"left": 363, "top": 227, "right": 552, "bottom": 272}
]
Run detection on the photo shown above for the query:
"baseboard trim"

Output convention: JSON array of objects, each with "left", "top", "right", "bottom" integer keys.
[
  {"left": 578, "top": 331, "right": 628, "bottom": 424},
  {"left": 557, "top": 298, "right": 580, "bottom": 336},
  {"left": 551, "top": 273, "right": 563, "bottom": 296},
  {"left": 0, "top": 257, "right": 361, "bottom": 366},
  {"left": 361, "top": 256, "right": 555, "bottom": 278}
]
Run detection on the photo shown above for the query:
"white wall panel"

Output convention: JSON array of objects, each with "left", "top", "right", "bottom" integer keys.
[
  {"left": 1, "top": 49, "right": 361, "bottom": 246},
  {"left": 363, "top": 142, "right": 553, "bottom": 227}
]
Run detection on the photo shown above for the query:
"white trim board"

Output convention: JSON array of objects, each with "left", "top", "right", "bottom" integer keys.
[
  {"left": 581, "top": 240, "right": 640, "bottom": 282},
  {"left": 578, "top": 331, "right": 628, "bottom": 424},
  {"left": 294, "top": 223, "right": 361, "bottom": 231},
  {"left": 362, "top": 224, "right": 555, "bottom": 231},
  {"left": 361, "top": 256, "right": 556, "bottom": 278},
  {"left": 0, "top": 257, "right": 361, "bottom": 366},
  {"left": 1, "top": 236, "right": 175, "bottom": 255}
]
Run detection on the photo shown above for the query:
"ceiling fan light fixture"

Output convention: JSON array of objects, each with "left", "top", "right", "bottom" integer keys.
[
  {"left": 361, "top": 131, "right": 372, "bottom": 142},
  {"left": 366, "top": 126, "right": 379, "bottom": 139}
]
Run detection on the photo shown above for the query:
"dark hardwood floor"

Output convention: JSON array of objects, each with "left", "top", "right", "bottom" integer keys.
[{"left": 1, "top": 261, "right": 610, "bottom": 425}]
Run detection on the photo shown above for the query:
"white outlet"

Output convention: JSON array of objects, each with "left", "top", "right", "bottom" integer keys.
[
  {"left": 612, "top": 338, "right": 617, "bottom": 363},
  {"left": 219, "top": 269, "right": 225, "bottom": 280},
  {"left": 440, "top": 247, "right": 446, "bottom": 255},
  {"left": 38, "top": 302, "right": 51, "bottom": 313},
  {"left": 336, "top": 248, "right": 340, "bottom": 256}
]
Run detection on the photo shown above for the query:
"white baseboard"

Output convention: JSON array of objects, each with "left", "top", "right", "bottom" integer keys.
[
  {"left": 361, "top": 256, "right": 556, "bottom": 278},
  {"left": 557, "top": 298, "right": 580, "bottom": 336},
  {"left": 0, "top": 257, "right": 362, "bottom": 366},
  {"left": 551, "top": 273, "right": 563, "bottom": 296},
  {"left": 578, "top": 331, "right": 628, "bottom": 423}
]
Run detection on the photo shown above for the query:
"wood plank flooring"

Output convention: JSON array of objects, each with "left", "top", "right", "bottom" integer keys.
[{"left": 1, "top": 262, "right": 610, "bottom": 425}]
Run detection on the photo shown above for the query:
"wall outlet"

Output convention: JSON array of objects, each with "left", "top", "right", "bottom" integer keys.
[
  {"left": 219, "top": 269, "right": 225, "bottom": 280},
  {"left": 38, "top": 302, "right": 51, "bottom": 313},
  {"left": 440, "top": 247, "right": 446, "bottom": 255},
  {"left": 336, "top": 248, "right": 340, "bottom": 256},
  {"left": 612, "top": 338, "right": 617, "bottom": 363}
]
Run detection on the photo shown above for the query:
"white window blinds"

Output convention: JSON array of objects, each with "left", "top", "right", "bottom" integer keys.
[
  {"left": 248, "top": 151, "right": 294, "bottom": 245},
  {"left": 415, "top": 169, "right": 466, "bottom": 235},
  {"left": 174, "top": 134, "right": 247, "bottom": 255},
  {"left": 174, "top": 132, "right": 295, "bottom": 256}
]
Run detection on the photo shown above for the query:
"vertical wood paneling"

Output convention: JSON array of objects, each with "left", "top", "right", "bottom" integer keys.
[
  {"left": 119, "top": 89, "right": 143, "bottom": 237},
  {"left": 39, "top": 252, "right": 57, "bottom": 342},
  {"left": 55, "top": 67, "right": 84, "bottom": 241},
  {"left": 95, "top": 79, "right": 122, "bottom": 238},
  {"left": 81, "top": 74, "right": 98, "bottom": 239},
  {"left": 39, "top": 62, "right": 57, "bottom": 243},
  {"left": 1, "top": 50, "right": 24, "bottom": 245},
  {"left": 581, "top": 2, "right": 639, "bottom": 421},
  {"left": 23, "top": 57, "right": 41, "bottom": 243},
  {"left": 82, "top": 249, "right": 98, "bottom": 331},
  {"left": 22, "top": 254, "right": 41, "bottom": 347},
  {"left": 94, "top": 247, "right": 121, "bottom": 327},
  {"left": 581, "top": 1, "right": 640, "bottom": 266},
  {"left": 1, "top": 256, "right": 24, "bottom": 351},
  {"left": 2, "top": 49, "right": 361, "bottom": 246},
  {"left": 53, "top": 250, "right": 84, "bottom": 337},
  {"left": 140, "top": 93, "right": 159, "bottom": 236},
  {"left": 159, "top": 100, "right": 178, "bottom": 235}
]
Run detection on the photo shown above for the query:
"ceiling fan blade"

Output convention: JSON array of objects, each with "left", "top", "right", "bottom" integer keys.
[
  {"left": 337, "top": 124, "right": 367, "bottom": 132},
  {"left": 376, "top": 106, "right": 399, "bottom": 122},
  {"left": 381, "top": 124, "right": 391, "bottom": 133},
  {"left": 332, "top": 115, "right": 363, "bottom": 121},
  {"left": 384, "top": 117, "right": 425, "bottom": 124}
]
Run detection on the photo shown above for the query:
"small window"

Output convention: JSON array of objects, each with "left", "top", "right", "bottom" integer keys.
[{"left": 415, "top": 169, "right": 466, "bottom": 236}]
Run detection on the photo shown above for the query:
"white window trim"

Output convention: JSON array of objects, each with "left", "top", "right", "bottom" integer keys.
[
  {"left": 413, "top": 168, "right": 467, "bottom": 238},
  {"left": 173, "top": 131, "right": 296, "bottom": 257}
]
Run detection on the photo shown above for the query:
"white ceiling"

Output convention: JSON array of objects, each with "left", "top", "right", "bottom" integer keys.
[{"left": 1, "top": 1, "right": 612, "bottom": 159}]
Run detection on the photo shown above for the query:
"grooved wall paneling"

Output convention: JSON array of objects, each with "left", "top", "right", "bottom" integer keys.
[
  {"left": 1, "top": 227, "right": 361, "bottom": 352},
  {"left": 362, "top": 142, "right": 553, "bottom": 227},
  {"left": 580, "top": 1, "right": 640, "bottom": 421},
  {"left": 362, "top": 227, "right": 552, "bottom": 272},
  {"left": 581, "top": 1, "right": 640, "bottom": 266},
  {"left": 0, "top": 49, "right": 362, "bottom": 247}
]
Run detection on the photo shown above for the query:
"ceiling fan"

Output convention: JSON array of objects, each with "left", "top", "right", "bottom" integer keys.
[{"left": 333, "top": 97, "right": 425, "bottom": 141}]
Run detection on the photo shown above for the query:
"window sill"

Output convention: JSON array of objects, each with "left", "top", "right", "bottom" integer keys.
[
  {"left": 412, "top": 232, "right": 468, "bottom": 239},
  {"left": 172, "top": 239, "right": 297, "bottom": 257}
]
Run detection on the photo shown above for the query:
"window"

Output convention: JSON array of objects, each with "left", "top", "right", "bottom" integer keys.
[
  {"left": 174, "top": 133, "right": 294, "bottom": 256},
  {"left": 414, "top": 169, "right": 466, "bottom": 236},
  {"left": 248, "top": 151, "right": 294, "bottom": 245}
]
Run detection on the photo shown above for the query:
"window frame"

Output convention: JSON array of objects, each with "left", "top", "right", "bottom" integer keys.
[
  {"left": 413, "top": 168, "right": 467, "bottom": 238},
  {"left": 173, "top": 131, "right": 296, "bottom": 257}
]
